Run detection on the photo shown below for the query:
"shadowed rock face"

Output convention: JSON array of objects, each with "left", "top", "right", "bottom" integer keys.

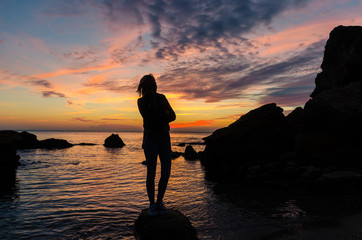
[
  {"left": 134, "top": 209, "right": 198, "bottom": 240},
  {"left": 311, "top": 25, "right": 362, "bottom": 97},
  {"left": 201, "top": 26, "right": 362, "bottom": 187}
]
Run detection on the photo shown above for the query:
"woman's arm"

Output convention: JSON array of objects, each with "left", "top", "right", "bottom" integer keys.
[
  {"left": 137, "top": 98, "right": 144, "bottom": 118},
  {"left": 162, "top": 95, "right": 176, "bottom": 123}
]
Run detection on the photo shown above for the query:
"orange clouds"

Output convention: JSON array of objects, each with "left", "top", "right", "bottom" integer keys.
[{"left": 170, "top": 120, "right": 214, "bottom": 128}]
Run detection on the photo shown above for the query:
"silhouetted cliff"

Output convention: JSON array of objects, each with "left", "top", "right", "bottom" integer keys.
[{"left": 201, "top": 26, "right": 362, "bottom": 187}]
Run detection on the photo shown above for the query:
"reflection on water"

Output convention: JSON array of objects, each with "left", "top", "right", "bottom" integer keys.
[{"left": 1, "top": 131, "right": 362, "bottom": 239}]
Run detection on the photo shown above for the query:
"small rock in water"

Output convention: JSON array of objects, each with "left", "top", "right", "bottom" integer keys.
[
  {"left": 184, "top": 145, "right": 198, "bottom": 160},
  {"left": 134, "top": 208, "right": 198, "bottom": 240},
  {"left": 103, "top": 134, "right": 125, "bottom": 148},
  {"left": 38, "top": 138, "right": 74, "bottom": 149},
  {"left": 171, "top": 150, "right": 183, "bottom": 159}
]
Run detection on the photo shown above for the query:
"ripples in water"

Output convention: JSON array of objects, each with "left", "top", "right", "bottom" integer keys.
[{"left": 2, "top": 131, "right": 362, "bottom": 239}]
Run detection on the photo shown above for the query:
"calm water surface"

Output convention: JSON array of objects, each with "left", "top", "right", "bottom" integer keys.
[{"left": 1, "top": 131, "right": 362, "bottom": 240}]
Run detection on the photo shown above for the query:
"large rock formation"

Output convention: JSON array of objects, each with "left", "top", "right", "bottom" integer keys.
[
  {"left": 310, "top": 26, "right": 362, "bottom": 97},
  {"left": 201, "top": 103, "right": 295, "bottom": 183},
  {"left": 134, "top": 209, "right": 198, "bottom": 240},
  {"left": 201, "top": 26, "right": 362, "bottom": 187}
]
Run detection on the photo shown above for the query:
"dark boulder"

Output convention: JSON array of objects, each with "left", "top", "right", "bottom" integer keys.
[
  {"left": 18, "top": 131, "right": 39, "bottom": 149},
  {"left": 0, "top": 142, "right": 20, "bottom": 168},
  {"left": 134, "top": 209, "right": 198, "bottom": 240},
  {"left": 184, "top": 145, "right": 198, "bottom": 160},
  {"left": 103, "top": 134, "right": 125, "bottom": 148},
  {"left": 0, "top": 130, "right": 25, "bottom": 148},
  {"left": 0, "top": 130, "right": 39, "bottom": 149},
  {"left": 201, "top": 103, "right": 294, "bottom": 182},
  {"left": 38, "top": 138, "right": 74, "bottom": 149}
]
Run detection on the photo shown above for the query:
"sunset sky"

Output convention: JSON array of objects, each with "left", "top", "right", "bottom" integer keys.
[{"left": 1, "top": 0, "right": 361, "bottom": 132}]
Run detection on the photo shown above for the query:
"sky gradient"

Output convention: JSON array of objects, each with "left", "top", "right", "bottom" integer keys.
[{"left": 1, "top": 0, "right": 361, "bottom": 132}]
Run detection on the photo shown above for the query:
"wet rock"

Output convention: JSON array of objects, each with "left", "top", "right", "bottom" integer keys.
[
  {"left": 184, "top": 145, "right": 198, "bottom": 160},
  {"left": 38, "top": 138, "right": 74, "bottom": 149},
  {"left": 103, "top": 134, "right": 125, "bottom": 148},
  {"left": 134, "top": 209, "right": 198, "bottom": 240}
]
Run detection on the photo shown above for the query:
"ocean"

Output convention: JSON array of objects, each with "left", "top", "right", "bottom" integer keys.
[{"left": 1, "top": 131, "right": 362, "bottom": 240}]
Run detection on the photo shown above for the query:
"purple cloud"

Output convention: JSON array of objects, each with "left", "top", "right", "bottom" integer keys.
[
  {"left": 29, "top": 79, "right": 53, "bottom": 88},
  {"left": 42, "top": 91, "right": 66, "bottom": 98}
]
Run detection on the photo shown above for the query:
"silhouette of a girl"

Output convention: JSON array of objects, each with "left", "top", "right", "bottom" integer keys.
[{"left": 137, "top": 74, "right": 176, "bottom": 215}]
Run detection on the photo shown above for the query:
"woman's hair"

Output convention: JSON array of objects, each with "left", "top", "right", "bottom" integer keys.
[{"left": 137, "top": 74, "right": 157, "bottom": 96}]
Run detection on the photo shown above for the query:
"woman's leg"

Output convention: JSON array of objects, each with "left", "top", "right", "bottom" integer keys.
[
  {"left": 144, "top": 145, "right": 158, "bottom": 204},
  {"left": 157, "top": 141, "right": 172, "bottom": 203}
]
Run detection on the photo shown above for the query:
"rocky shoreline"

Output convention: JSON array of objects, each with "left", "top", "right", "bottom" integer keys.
[
  {"left": 200, "top": 25, "right": 362, "bottom": 188},
  {"left": 0, "top": 130, "right": 126, "bottom": 193}
]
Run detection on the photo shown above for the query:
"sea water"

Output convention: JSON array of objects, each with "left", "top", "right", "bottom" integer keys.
[{"left": 1, "top": 131, "right": 362, "bottom": 240}]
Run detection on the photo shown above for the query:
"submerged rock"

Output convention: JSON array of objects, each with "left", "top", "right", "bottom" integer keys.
[
  {"left": 134, "top": 209, "right": 198, "bottom": 240},
  {"left": 103, "top": 134, "right": 125, "bottom": 148},
  {"left": 76, "top": 143, "right": 97, "bottom": 146}
]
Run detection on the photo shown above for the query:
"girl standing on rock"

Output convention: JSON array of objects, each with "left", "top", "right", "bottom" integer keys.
[{"left": 137, "top": 74, "right": 176, "bottom": 216}]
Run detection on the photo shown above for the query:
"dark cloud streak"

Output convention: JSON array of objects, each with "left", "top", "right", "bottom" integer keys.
[
  {"left": 28, "top": 79, "right": 53, "bottom": 88},
  {"left": 42, "top": 91, "right": 66, "bottom": 98},
  {"left": 158, "top": 39, "right": 325, "bottom": 103},
  {"left": 96, "top": 0, "right": 311, "bottom": 59}
]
